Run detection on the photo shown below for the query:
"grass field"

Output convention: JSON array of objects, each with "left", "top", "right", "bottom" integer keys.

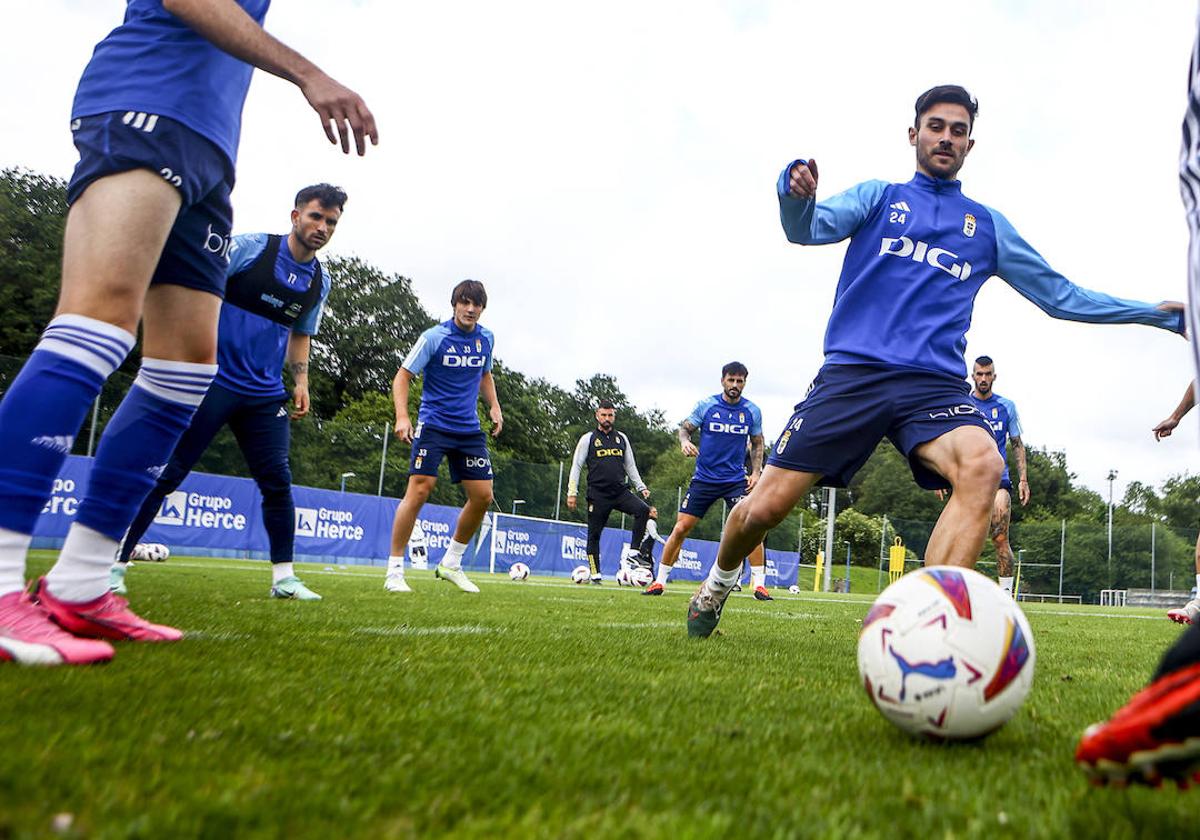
[{"left": 0, "top": 551, "right": 1193, "bottom": 839}]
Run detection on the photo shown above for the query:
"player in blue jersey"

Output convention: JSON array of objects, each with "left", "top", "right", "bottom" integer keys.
[
  {"left": 644, "top": 363, "right": 771, "bottom": 599},
  {"left": 108, "top": 184, "right": 346, "bottom": 603},
  {"left": 687, "top": 84, "right": 1184, "bottom": 638},
  {"left": 966, "top": 356, "right": 1028, "bottom": 597},
  {"left": 0, "top": 0, "right": 377, "bottom": 665},
  {"left": 384, "top": 281, "right": 502, "bottom": 594}
]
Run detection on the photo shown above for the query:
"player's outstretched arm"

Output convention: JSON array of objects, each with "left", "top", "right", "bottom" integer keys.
[
  {"left": 991, "top": 208, "right": 1184, "bottom": 334},
  {"left": 163, "top": 0, "right": 378, "bottom": 155},
  {"left": 1153, "top": 381, "right": 1196, "bottom": 441},
  {"left": 776, "top": 160, "right": 886, "bottom": 246}
]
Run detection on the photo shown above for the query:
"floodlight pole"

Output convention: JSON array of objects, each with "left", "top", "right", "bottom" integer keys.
[
  {"left": 1106, "top": 469, "right": 1117, "bottom": 584},
  {"left": 377, "top": 422, "right": 390, "bottom": 496},
  {"left": 554, "top": 460, "right": 563, "bottom": 520}
]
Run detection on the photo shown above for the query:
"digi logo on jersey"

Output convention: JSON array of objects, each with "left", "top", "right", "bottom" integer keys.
[
  {"left": 878, "top": 236, "right": 973, "bottom": 281},
  {"left": 708, "top": 421, "right": 750, "bottom": 435},
  {"left": 155, "top": 490, "right": 247, "bottom": 530},
  {"left": 443, "top": 354, "right": 485, "bottom": 368}
]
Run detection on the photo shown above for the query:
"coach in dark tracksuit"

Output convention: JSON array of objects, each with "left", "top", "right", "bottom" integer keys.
[{"left": 566, "top": 399, "right": 651, "bottom": 584}]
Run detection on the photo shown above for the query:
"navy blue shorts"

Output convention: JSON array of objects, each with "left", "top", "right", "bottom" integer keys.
[
  {"left": 410, "top": 425, "right": 493, "bottom": 483},
  {"left": 767, "top": 364, "right": 993, "bottom": 490},
  {"left": 680, "top": 478, "right": 747, "bottom": 518},
  {"left": 68, "top": 111, "right": 235, "bottom": 298}
]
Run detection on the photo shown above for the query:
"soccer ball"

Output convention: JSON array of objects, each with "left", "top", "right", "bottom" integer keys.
[
  {"left": 788, "top": 585, "right": 801, "bottom": 594},
  {"left": 857, "top": 565, "right": 1035, "bottom": 741},
  {"left": 129, "top": 543, "right": 150, "bottom": 562},
  {"left": 148, "top": 543, "right": 170, "bottom": 562},
  {"left": 509, "top": 562, "right": 530, "bottom": 581},
  {"left": 615, "top": 567, "right": 633, "bottom": 586},
  {"left": 627, "top": 566, "right": 652, "bottom": 587},
  {"left": 571, "top": 565, "right": 591, "bottom": 584}
]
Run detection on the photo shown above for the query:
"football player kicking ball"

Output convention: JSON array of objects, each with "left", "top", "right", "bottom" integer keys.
[
  {"left": 687, "top": 84, "right": 1184, "bottom": 639},
  {"left": 383, "top": 281, "right": 502, "bottom": 594},
  {"left": 645, "top": 362, "right": 771, "bottom": 600},
  {"left": 0, "top": 0, "right": 376, "bottom": 666}
]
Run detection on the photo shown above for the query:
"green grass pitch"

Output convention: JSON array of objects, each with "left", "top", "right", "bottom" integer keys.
[{"left": 0, "top": 551, "right": 1193, "bottom": 838}]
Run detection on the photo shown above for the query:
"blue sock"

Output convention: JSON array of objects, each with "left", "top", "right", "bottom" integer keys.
[
  {"left": 74, "top": 358, "right": 217, "bottom": 541},
  {"left": 0, "top": 315, "right": 134, "bottom": 534}
]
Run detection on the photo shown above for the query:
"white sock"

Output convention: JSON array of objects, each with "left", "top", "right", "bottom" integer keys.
[
  {"left": 387, "top": 555, "right": 406, "bottom": 576},
  {"left": 999, "top": 575, "right": 1014, "bottom": 596},
  {"left": 751, "top": 566, "right": 765, "bottom": 589},
  {"left": 272, "top": 562, "right": 294, "bottom": 584},
  {"left": 0, "top": 527, "right": 31, "bottom": 597},
  {"left": 1194, "top": 572, "right": 1200, "bottom": 593},
  {"left": 706, "top": 562, "right": 741, "bottom": 594},
  {"left": 442, "top": 539, "right": 468, "bottom": 571},
  {"left": 45, "top": 524, "right": 119, "bottom": 602},
  {"left": 656, "top": 563, "right": 673, "bottom": 586}
]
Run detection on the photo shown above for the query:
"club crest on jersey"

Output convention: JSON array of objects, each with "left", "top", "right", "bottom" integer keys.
[
  {"left": 963, "top": 214, "right": 976, "bottom": 237},
  {"left": 476, "top": 339, "right": 482, "bottom": 352},
  {"left": 739, "top": 412, "right": 745, "bottom": 423},
  {"left": 992, "top": 408, "right": 998, "bottom": 419}
]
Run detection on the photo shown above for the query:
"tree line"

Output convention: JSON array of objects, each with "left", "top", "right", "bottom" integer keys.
[{"left": 3, "top": 167, "right": 1197, "bottom": 597}]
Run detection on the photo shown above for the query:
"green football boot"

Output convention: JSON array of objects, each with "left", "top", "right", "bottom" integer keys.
[{"left": 270, "top": 576, "right": 322, "bottom": 601}]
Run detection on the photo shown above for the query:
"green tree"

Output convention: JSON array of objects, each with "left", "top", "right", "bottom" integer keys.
[{"left": 0, "top": 168, "right": 66, "bottom": 358}]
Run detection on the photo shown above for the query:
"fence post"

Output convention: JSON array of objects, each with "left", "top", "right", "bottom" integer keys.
[
  {"left": 823, "top": 488, "right": 836, "bottom": 593},
  {"left": 86, "top": 397, "right": 100, "bottom": 457},
  {"left": 878, "top": 515, "right": 888, "bottom": 593},
  {"left": 1151, "top": 522, "right": 1156, "bottom": 593},
  {"left": 554, "top": 460, "right": 563, "bottom": 520},
  {"left": 1058, "top": 518, "right": 1066, "bottom": 601},
  {"left": 377, "top": 421, "right": 390, "bottom": 496}
]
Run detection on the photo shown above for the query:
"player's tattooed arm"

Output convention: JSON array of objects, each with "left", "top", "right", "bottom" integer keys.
[
  {"left": 748, "top": 434, "right": 765, "bottom": 490},
  {"left": 286, "top": 333, "right": 311, "bottom": 419},
  {"left": 679, "top": 420, "right": 699, "bottom": 457},
  {"left": 1011, "top": 435, "right": 1029, "bottom": 506}
]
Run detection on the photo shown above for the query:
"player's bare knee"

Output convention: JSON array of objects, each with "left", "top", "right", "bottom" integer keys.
[{"left": 741, "top": 496, "right": 788, "bottom": 533}]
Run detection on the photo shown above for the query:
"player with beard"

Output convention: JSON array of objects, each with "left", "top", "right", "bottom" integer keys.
[
  {"left": 567, "top": 401, "right": 651, "bottom": 584},
  {"left": 644, "top": 362, "right": 769, "bottom": 599},
  {"left": 687, "top": 84, "right": 1184, "bottom": 638},
  {"left": 962, "top": 356, "right": 1028, "bottom": 597}
]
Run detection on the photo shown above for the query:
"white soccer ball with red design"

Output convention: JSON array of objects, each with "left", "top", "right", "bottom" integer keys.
[
  {"left": 615, "top": 567, "right": 633, "bottom": 586},
  {"left": 509, "top": 562, "right": 530, "bottom": 581},
  {"left": 571, "top": 565, "right": 590, "bottom": 584},
  {"left": 857, "top": 565, "right": 1035, "bottom": 740},
  {"left": 627, "top": 566, "right": 652, "bottom": 587}
]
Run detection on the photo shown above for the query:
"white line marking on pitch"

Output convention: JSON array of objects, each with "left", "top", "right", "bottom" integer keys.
[{"left": 351, "top": 625, "right": 497, "bottom": 637}]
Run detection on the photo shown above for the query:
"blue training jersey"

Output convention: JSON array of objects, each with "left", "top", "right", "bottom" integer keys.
[
  {"left": 970, "top": 392, "right": 1022, "bottom": 482},
  {"left": 72, "top": 0, "right": 271, "bottom": 166},
  {"left": 402, "top": 320, "right": 495, "bottom": 434},
  {"left": 215, "top": 233, "right": 330, "bottom": 398},
  {"left": 777, "top": 167, "right": 1184, "bottom": 379},
  {"left": 685, "top": 395, "right": 764, "bottom": 484}
]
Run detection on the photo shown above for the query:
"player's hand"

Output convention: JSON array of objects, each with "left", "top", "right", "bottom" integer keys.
[
  {"left": 788, "top": 159, "right": 819, "bottom": 199},
  {"left": 1018, "top": 478, "right": 1030, "bottom": 506},
  {"left": 567, "top": 495, "right": 577, "bottom": 511},
  {"left": 935, "top": 488, "right": 948, "bottom": 503},
  {"left": 289, "top": 384, "right": 310, "bottom": 419},
  {"left": 394, "top": 417, "right": 414, "bottom": 443},
  {"left": 681, "top": 440, "right": 699, "bottom": 458},
  {"left": 489, "top": 404, "right": 504, "bottom": 438},
  {"left": 640, "top": 488, "right": 651, "bottom": 499},
  {"left": 1158, "top": 300, "right": 1187, "bottom": 337},
  {"left": 747, "top": 470, "right": 761, "bottom": 492},
  {"left": 302, "top": 72, "right": 379, "bottom": 156},
  {"left": 1153, "top": 416, "right": 1180, "bottom": 441}
]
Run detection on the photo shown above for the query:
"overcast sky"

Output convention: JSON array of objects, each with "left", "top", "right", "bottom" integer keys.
[{"left": 5, "top": 1, "right": 1199, "bottom": 503}]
